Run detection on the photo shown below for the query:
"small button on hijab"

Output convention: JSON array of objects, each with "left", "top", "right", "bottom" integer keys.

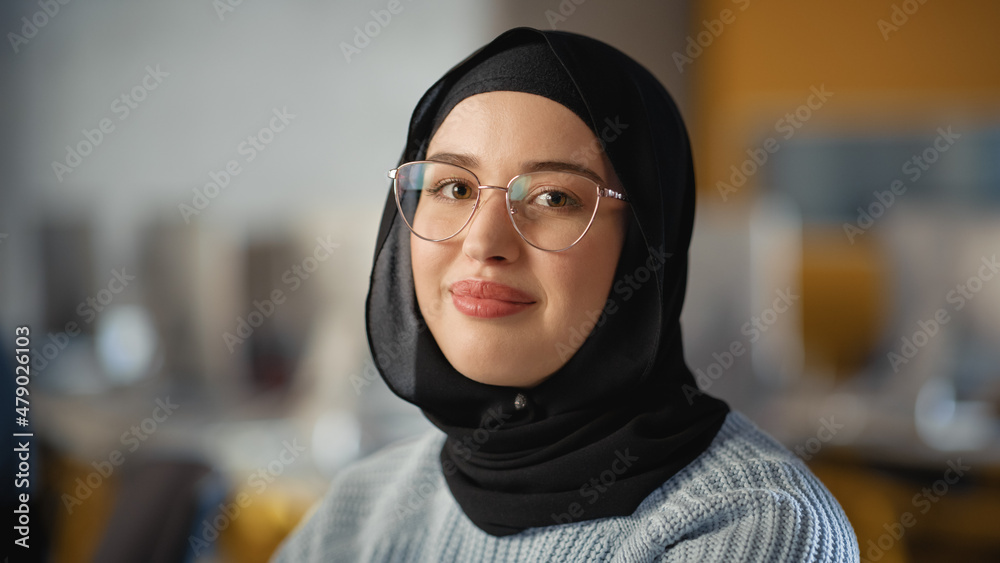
[{"left": 513, "top": 393, "right": 527, "bottom": 411}]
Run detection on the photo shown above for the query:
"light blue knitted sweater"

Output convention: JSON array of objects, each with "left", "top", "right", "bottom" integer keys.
[{"left": 272, "top": 411, "right": 859, "bottom": 562}]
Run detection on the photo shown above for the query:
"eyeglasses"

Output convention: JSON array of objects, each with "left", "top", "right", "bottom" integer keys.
[{"left": 387, "top": 161, "right": 628, "bottom": 252}]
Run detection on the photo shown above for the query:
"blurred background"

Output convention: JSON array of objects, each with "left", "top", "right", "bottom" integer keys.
[{"left": 2, "top": 1, "right": 998, "bottom": 561}]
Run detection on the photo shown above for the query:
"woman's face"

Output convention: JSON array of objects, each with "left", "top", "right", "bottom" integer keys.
[{"left": 411, "top": 91, "right": 629, "bottom": 388}]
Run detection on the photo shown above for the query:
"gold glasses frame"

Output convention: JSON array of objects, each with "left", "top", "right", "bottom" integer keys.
[{"left": 387, "top": 160, "right": 628, "bottom": 252}]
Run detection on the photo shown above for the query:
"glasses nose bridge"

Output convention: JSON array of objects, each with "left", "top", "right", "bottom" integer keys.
[
  {"left": 477, "top": 184, "right": 508, "bottom": 193},
  {"left": 473, "top": 184, "right": 511, "bottom": 209},
  {"left": 466, "top": 183, "right": 514, "bottom": 227}
]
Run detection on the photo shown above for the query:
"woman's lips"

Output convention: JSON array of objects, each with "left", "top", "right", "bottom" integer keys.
[{"left": 449, "top": 279, "right": 536, "bottom": 318}]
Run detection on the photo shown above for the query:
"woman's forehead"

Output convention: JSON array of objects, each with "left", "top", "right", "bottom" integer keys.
[{"left": 427, "top": 91, "right": 615, "bottom": 180}]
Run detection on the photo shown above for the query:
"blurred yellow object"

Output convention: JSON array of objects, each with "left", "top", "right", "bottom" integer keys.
[
  {"left": 812, "top": 457, "right": 1000, "bottom": 562},
  {"left": 47, "top": 455, "right": 118, "bottom": 563},
  {"left": 800, "top": 227, "right": 889, "bottom": 380},
  {"left": 217, "top": 484, "right": 318, "bottom": 563},
  {"left": 692, "top": 0, "right": 1000, "bottom": 201},
  {"left": 810, "top": 459, "right": 907, "bottom": 563}
]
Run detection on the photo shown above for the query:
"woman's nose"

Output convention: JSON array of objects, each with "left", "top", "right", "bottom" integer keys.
[{"left": 461, "top": 188, "right": 522, "bottom": 263}]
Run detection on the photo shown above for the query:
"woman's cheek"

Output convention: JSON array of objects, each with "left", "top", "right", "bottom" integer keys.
[{"left": 411, "top": 241, "right": 451, "bottom": 319}]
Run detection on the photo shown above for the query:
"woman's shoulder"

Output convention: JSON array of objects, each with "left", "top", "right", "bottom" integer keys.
[
  {"left": 336, "top": 428, "right": 447, "bottom": 488},
  {"left": 623, "top": 410, "right": 860, "bottom": 562},
  {"left": 687, "top": 408, "right": 812, "bottom": 472},
  {"left": 650, "top": 410, "right": 837, "bottom": 503},
  {"left": 270, "top": 428, "right": 448, "bottom": 562}
]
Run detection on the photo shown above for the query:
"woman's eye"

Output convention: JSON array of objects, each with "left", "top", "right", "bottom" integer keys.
[
  {"left": 447, "top": 183, "right": 473, "bottom": 199},
  {"left": 428, "top": 181, "right": 474, "bottom": 200},
  {"left": 534, "top": 191, "right": 572, "bottom": 208}
]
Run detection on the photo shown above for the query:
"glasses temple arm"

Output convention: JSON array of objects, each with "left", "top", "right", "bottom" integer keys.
[{"left": 598, "top": 187, "right": 628, "bottom": 202}]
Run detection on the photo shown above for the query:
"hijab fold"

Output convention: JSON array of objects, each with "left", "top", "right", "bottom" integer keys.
[{"left": 365, "top": 27, "right": 729, "bottom": 537}]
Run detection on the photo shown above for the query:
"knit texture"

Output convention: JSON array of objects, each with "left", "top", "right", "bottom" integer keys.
[{"left": 271, "top": 411, "right": 859, "bottom": 562}]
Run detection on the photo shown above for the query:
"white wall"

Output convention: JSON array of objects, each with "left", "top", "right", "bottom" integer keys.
[{"left": 1, "top": 0, "right": 498, "bottom": 323}]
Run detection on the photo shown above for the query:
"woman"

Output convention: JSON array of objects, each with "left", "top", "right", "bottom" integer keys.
[{"left": 274, "top": 27, "right": 858, "bottom": 562}]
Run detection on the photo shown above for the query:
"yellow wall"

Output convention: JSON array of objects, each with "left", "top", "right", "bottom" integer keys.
[{"left": 690, "top": 0, "right": 1000, "bottom": 201}]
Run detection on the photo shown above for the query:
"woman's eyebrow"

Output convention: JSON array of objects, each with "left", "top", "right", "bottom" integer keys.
[
  {"left": 524, "top": 161, "right": 607, "bottom": 186},
  {"left": 424, "top": 154, "right": 607, "bottom": 186},
  {"left": 426, "top": 152, "right": 479, "bottom": 168}
]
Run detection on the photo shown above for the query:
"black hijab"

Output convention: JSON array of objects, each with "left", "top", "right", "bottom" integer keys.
[{"left": 365, "top": 27, "right": 729, "bottom": 537}]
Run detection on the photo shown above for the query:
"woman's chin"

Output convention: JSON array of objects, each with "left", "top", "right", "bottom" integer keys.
[
  {"left": 449, "top": 357, "right": 549, "bottom": 389},
  {"left": 431, "top": 311, "right": 564, "bottom": 387}
]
